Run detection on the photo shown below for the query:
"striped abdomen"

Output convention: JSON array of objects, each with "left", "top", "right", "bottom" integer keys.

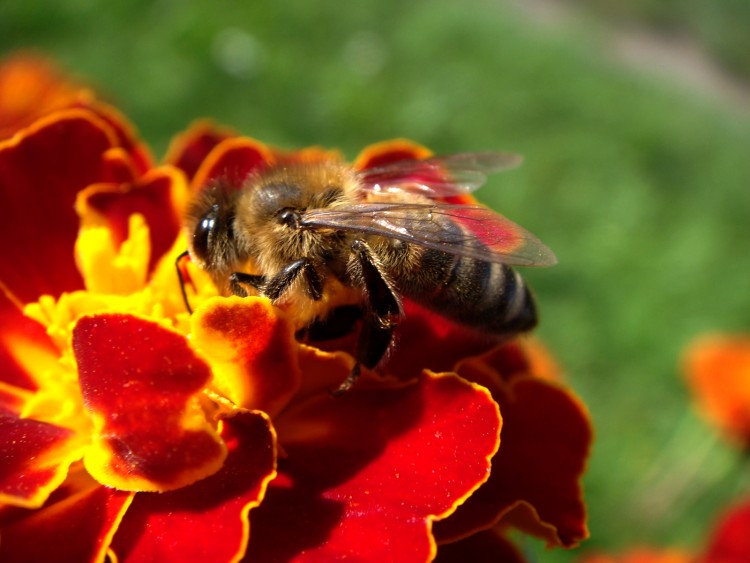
[
  {"left": 377, "top": 212, "right": 538, "bottom": 336},
  {"left": 403, "top": 246, "right": 537, "bottom": 336}
]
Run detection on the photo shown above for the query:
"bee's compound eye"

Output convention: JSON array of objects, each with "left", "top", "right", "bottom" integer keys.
[{"left": 193, "top": 204, "right": 218, "bottom": 261}]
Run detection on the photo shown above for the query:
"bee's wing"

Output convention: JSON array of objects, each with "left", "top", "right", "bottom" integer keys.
[
  {"left": 301, "top": 202, "right": 556, "bottom": 267},
  {"left": 357, "top": 152, "right": 523, "bottom": 198}
]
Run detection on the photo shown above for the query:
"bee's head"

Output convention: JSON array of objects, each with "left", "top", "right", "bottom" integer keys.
[{"left": 227, "top": 162, "right": 355, "bottom": 271}]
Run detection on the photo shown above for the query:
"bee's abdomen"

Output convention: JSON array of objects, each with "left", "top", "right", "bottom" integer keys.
[{"left": 403, "top": 248, "right": 537, "bottom": 336}]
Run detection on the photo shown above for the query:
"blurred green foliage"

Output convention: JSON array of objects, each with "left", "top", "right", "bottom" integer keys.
[
  {"left": 568, "top": 0, "right": 750, "bottom": 80},
  {"left": 2, "top": 0, "right": 750, "bottom": 560}
]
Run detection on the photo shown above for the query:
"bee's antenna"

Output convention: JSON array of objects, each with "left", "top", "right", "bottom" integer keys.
[{"left": 175, "top": 250, "right": 194, "bottom": 314}]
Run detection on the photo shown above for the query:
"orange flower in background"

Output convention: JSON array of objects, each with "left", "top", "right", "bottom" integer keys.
[
  {"left": 576, "top": 498, "right": 750, "bottom": 563},
  {"left": 581, "top": 335, "right": 750, "bottom": 563},
  {"left": 580, "top": 548, "right": 692, "bottom": 563},
  {"left": 681, "top": 334, "right": 750, "bottom": 562},
  {"left": 0, "top": 52, "right": 93, "bottom": 140},
  {"left": 683, "top": 335, "right": 750, "bottom": 448},
  {"left": 0, "top": 55, "right": 592, "bottom": 561}
]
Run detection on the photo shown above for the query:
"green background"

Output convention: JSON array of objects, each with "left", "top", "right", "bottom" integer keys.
[{"left": 3, "top": 0, "right": 750, "bottom": 560}]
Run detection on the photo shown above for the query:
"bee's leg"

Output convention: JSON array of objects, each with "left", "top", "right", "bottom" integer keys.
[
  {"left": 296, "top": 305, "right": 363, "bottom": 342},
  {"left": 264, "top": 258, "right": 323, "bottom": 302},
  {"left": 333, "top": 240, "right": 402, "bottom": 395},
  {"left": 331, "top": 316, "right": 394, "bottom": 396},
  {"left": 331, "top": 307, "right": 397, "bottom": 397},
  {"left": 229, "top": 272, "right": 266, "bottom": 297},
  {"left": 350, "top": 240, "right": 402, "bottom": 323},
  {"left": 175, "top": 250, "right": 193, "bottom": 313}
]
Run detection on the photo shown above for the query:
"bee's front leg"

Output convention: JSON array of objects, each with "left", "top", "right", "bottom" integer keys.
[{"left": 262, "top": 258, "right": 323, "bottom": 302}]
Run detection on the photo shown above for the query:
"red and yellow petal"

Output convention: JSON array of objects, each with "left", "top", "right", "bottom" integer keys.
[
  {"left": 191, "top": 297, "right": 301, "bottom": 416},
  {"left": 190, "top": 136, "right": 276, "bottom": 192},
  {"left": 0, "top": 412, "right": 87, "bottom": 508},
  {"left": 683, "top": 334, "right": 750, "bottom": 447},
  {"left": 0, "top": 291, "right": 60, "bottom": 391},
  {"left": 72, "top": 313, "right": 226, "bottom": 492},
  {"left": 434, "top": 371, "right": 591, "bottom": 548},
  {"left": 164, "top": 120, "right": 236, "bottom": 181},
  {"left": 0, "top": 381, "right": 32, "bottom": 415},
  {"left": 353, "top": 138, "right": 433, "bottom": 170},
  {"left": 0, "top": 52, "right": 94, "bottom": 140},
  {"left": 110, "top": 410, "right": 276, "bottom": 563},
  {"left": 0, "top": 482, "right": 133, "bottom": 562},
  {"left": 0, "top": 109, "right": 121, "bottom": 302},
  {"left": 75, "top": 165, "right": 189, "bottom": 274},
  {"left": 247, "top": 371, "right": 501, "bottom": 562},
  {"left": 86, "top": 101, "right": 153, "bottom": 176}
]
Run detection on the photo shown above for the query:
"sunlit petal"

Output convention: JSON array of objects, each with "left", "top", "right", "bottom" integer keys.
[{"left": 73, "top": 313, "right": 226, "bottom": 492}]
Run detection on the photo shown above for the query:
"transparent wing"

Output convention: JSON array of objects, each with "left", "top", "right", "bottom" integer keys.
[
  {"left": 301, "top": 201, "right": 556, "bottom": 267},
  {"left": 357, "top": 152, "right": 523, "bottom": 198}
]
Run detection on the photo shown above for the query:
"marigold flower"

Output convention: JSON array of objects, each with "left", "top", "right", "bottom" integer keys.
[
  {"left": 680, "top": 335, "right": 750, "bottom": 562},
  {"left": 0, "top": 56, "right": 591, "bottom": 562},
  {"left": 683, "top": 334, "right": 750, "bottom": 448},
  {"left": 576, "top": 497, "right": 750, "bottom": 563},
  {"left": 580, "top": 335, "right": 750, "bottom": 563},
  {"left": 580, "top": 549, "right": 692, "bottom": 563},
  {"left": 699, "top": 497, "right": 750, "bottom": 563}
]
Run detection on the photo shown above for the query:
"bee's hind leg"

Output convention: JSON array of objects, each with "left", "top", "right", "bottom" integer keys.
[
  {"left": 332, "top": 240, "right": 402, "bottom": 396},
  {"left": 331, "top": 317, "right": 396, "bottom": 396},
  {"left": 297, "top": 305, "right": 364, "bottom": 342}
]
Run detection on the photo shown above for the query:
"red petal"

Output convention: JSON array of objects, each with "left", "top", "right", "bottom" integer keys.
[
  {"left": 164, "top": 120, "right": 235, "bottom": 180},
  {"left": 72, "top": 313, "right": 226, "bottom": 491},
  {"left": 111, "top": 410, "right": 276, "bottom": 563},
  {"left": 700, "top": 497, "right": 750, "bottom": 563},
  {"left": 0, "top": 483, "right": 133, "bottom": 562},
  {"left": 456, "top": 338, "right": 561, "bottom": 386},
  {"left": 683, "top": 335, "right": 750, "bottom": 447},
  {"left": 385, "top": 300, "right": 502, "bottom": 380},
  {"left": 77, "top": 166, "right": 188, "bottom": 272},
  {"left": 0, "top": 109, "right": 118, "bottom": 302},
  {"left": 84, "top": 101, "right": 153, "bottom": 176},
  {"left": 191, "top": 137, "right": 275, "bottom": 191},
  {"left": 247, "top": 372, "right": 501, "bottom": 562},
  {"left": 100, "top": 147, "right": 141, "bottom": 184},
  {"left": 191, "top": 297, "right": 301, "bottom": 416},
  {"left": 435, "top": 530, "right": 525, "bottom": 563},
  {"left": 0, "top": 412, "right": 85, "bottom": 508},
  {"left": 434, "top": 374, "right": 591, "bottom": 548},
  {"left": 0, "top": 52, "right": 92, "bottom": 140},
  {"left": 353, "top": 138, "right": 433, "bottom": 170}
]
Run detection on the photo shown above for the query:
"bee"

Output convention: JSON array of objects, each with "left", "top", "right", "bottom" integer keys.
[{"left": 180, "top": 151, "right": 556, "bottom": 394}]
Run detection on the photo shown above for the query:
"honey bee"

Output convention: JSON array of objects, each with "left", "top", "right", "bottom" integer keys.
[{"left": 180, "top": 151, "right": 556, "bottom": 394}]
